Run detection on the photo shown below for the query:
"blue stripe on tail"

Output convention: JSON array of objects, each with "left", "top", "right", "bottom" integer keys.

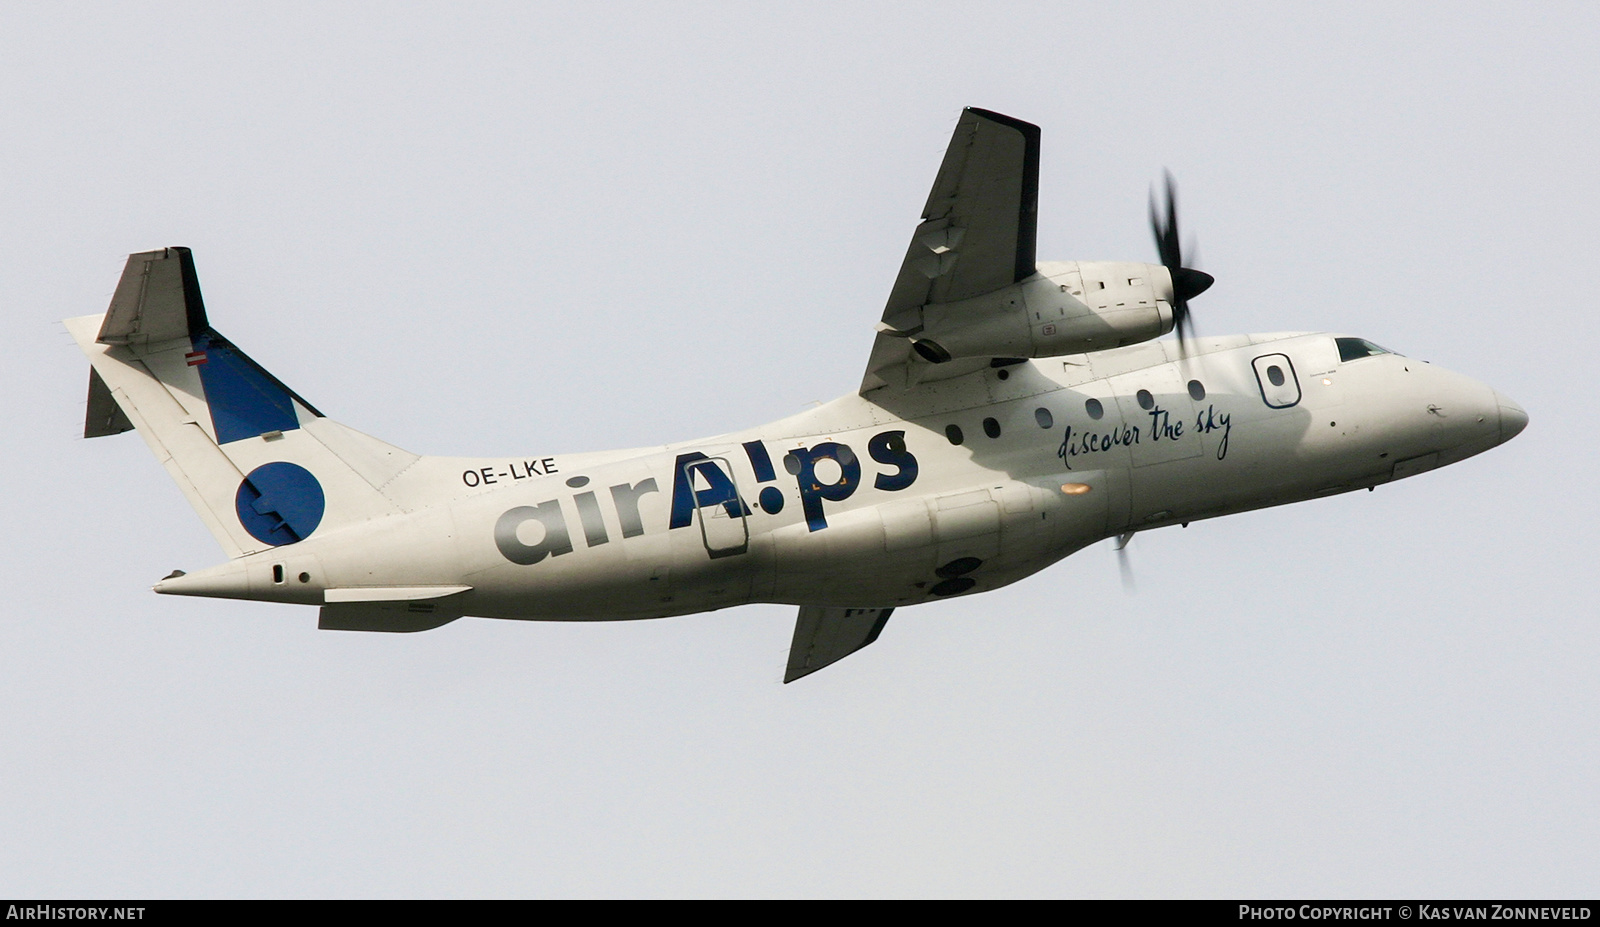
[{"left": 191, "top": 329, "right": 319, "bottom": 444}]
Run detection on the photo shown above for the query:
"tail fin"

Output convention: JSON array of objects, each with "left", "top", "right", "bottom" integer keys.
[{"left": 67, "top": 248, "right": 418, "bottom": 558}]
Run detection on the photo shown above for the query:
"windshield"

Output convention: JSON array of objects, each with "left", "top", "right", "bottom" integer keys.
[{"left": 1336, "top": 337, "right": 1395, "bottom": 362}]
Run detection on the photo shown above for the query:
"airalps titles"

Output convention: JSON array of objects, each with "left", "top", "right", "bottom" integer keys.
[{"left": 492, "top": 431, "right": 921, "bottom": 567}]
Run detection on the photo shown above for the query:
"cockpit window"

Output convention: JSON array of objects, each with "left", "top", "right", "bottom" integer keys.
[{"left": 1336, "top": 337, "right": 1393, "bottom": 362}]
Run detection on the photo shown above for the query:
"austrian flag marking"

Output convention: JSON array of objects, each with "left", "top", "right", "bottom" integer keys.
[{"left": 185, "top": 351, "right": 207, "bottom": 366}]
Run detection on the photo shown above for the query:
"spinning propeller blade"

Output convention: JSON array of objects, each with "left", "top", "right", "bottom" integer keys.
[
  {"left": 1149, "top": 172, "right": 1213, "bottom": 353},
  {"left": 1114, "top": 532, "right": 1136, "bottom": 594}
]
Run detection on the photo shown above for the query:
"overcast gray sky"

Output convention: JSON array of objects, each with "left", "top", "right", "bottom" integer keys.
[{"left": 2, "top": 2, "right": 1596, "bottom": 898}]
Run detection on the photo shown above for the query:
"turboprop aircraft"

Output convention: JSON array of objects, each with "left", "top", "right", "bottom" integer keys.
[{"left": 68, "top": 108, "right": 1527, "bottom": 682}]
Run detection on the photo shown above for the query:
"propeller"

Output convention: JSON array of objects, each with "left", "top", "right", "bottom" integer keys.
[
  {"left": 1113, "top": 532, "right": 1136, "bottom": 594},
  {"left": 1149, "top": 171, "right": 1214, "bottom": 352}
]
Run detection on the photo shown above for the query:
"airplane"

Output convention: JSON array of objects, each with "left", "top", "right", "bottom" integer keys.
[{"left": 67, "top": 107, "right": 1527, "bottom": 682}]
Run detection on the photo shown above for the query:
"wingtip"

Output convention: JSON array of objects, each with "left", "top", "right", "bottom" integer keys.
[{"left": 963, "top": 107, "right": 1041, "bottom": 137}]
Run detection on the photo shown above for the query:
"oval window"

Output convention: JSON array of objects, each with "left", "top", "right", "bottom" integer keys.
[
  {"left": 1034, "top": 407, "right": 1053, "bottom": 429},
  {"left": 1251, "top": 353, "right": 1302, "bottom": 409},
  {"left": 1136, "top": 389, "right": 1154, "bottom": 410},
  {"left": 945, "top": 424, "right": 964, "bottom": 445},
  {"left": 1187, "top": 380, "right": 1206, "bottom": 401},
  {"left": 1086, "top": 398, "right": 1104, "bottom": 420},
  {"left": 983, "top": 417, "right": 1001, "bottom": 439}
]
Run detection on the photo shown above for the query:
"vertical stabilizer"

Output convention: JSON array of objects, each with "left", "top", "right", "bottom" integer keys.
[{"left": 69, "top": 248, "right": 418, "bottom": 559}]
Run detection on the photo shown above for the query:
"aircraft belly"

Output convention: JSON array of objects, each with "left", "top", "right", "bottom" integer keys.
[
  {"left": 762, "top": 476, "right": 1108, "bottom": 606},
  {"left": 770, "top": 506, "right": 911, "bottom": 605},
  {"left": 663, "top": 523, "right": 760, "bottom": 614},
  {"left": 461, "top": 554, "right": 656, "bottom": 620}
]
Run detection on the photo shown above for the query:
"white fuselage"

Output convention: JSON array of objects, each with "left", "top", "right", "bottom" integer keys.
[{"left": 164, "top": 331, "right": 1523, "bottom": 621}]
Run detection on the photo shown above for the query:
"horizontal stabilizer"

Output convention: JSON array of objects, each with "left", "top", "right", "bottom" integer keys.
[
  {"left": 84, "top": 367, "right": 133, "bottom": 437},
  {"left": 784, "top": 605, "right": 895, "bottom": 682},
  {"left": 98, "top": 247, "right": 207, "bottom": 345},
  {"left": 319, "top": 604, "right": 461, "bottom": 633},
  {"left": 324, "top": 585, "right": 473, "bottom": 603},
  {"left": 318, "top": 585, "right": 471, "bottom": 633}
]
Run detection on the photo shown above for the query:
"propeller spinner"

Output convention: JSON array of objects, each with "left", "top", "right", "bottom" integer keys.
[{"left": 1149, "top": 172, "right": 1213, "bottom": 350}]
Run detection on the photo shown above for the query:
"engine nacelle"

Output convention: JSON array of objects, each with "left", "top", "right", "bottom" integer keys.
[{"left": 901, "top": 261, "right": 1175, "bottom": 363}]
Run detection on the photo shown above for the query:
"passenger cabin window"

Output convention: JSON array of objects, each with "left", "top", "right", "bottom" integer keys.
[
  {"left": 1336, "top": 337, "right": 1393, "bottom": 362},
  {"left": 945, "top": 424, "right": 964, "bottom": 445},
  {"left": 1085, "top": 398, "right": 1104, "bottom": 420}
]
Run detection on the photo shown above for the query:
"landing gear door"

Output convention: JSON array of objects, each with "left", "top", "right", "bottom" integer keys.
[
  {"left": 1252, "top": 353, "right": 1302, "bottom": 409},
  {"left": 682, "top": 457, "right": 750, "bottom": 559}
]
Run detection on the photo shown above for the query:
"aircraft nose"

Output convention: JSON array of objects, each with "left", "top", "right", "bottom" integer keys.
[{"left": 1496, "top": 391, "right": 1528, "bottom": 444}]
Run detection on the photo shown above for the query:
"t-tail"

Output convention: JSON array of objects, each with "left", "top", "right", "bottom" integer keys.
[{"left": 66, "top": 248, "right": 417, "bottom": 560}]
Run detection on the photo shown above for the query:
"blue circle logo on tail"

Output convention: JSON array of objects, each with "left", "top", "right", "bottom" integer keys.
[{"left": 236, "top": 462, "right": 325, "bottom": 546}]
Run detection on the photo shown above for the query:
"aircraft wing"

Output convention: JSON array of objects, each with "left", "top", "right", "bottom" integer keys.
[
  {"left": 784, "top": 605, "right": 895, "bottom": 682},
  {"left": 861, "top": 107, "right": 1041, "bottom": 394}
]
